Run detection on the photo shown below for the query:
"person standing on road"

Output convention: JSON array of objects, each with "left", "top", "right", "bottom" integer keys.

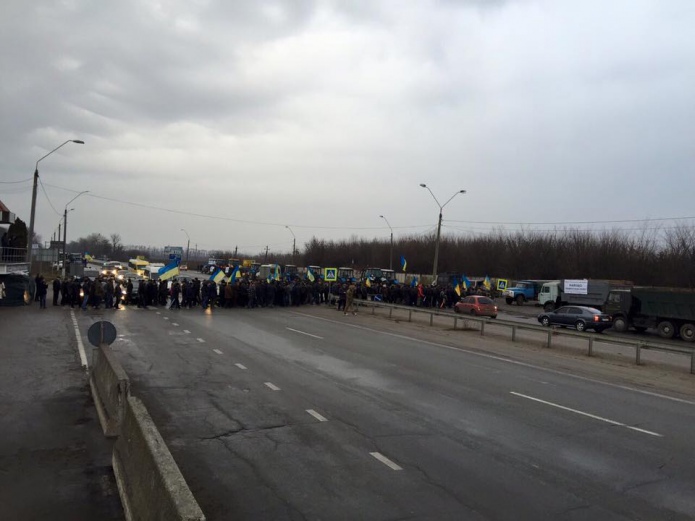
[
  {"left": 337, "top": 284, "right": 347, "bottom": 311},
  {"left": 81, "top": 278, "right": 91, "bottom": 310},
  {"left": 37, "top": 276, "right": 48, "bottom": 309},
  {"left": 344, "top": 283, "right": 357, "bottom": 315},
  {"left": 170, "top": 280, "right": 181, "bottom": 309},
  {"left": 52, "top": 278, "right": 61, "bottom": 306}
]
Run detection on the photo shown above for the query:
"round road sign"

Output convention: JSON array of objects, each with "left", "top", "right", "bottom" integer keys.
[{"left": 87, "top": 320, "right": 118, "bottom": 347}]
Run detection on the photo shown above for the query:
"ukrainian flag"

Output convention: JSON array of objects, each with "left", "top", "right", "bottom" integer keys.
[
  {"left": 307, "top": 268, "right": 315, "bottom": 282},
  {"left": 365, "top": 277, "right": 371, "bottom": 288},
  {"left": 462, "top": 275, "right": 469, "bottom": 290},
  {"left": 400, "top": 255, "right": 407, "bottom": 272},
  {"left": 228, "top": 266, "right": 240, "bottom": 283},
  {"left": 455, "top": 283, "right": 462, "bottom": 297},
  {"left": 483, "top": 275, "right": 492, "bottom": 290},
  {"left": 158, "top": 261, "right": 180, "bottom": 281},
  {"left": 210, "top": 268, "right": 225, "bottom": 283}
]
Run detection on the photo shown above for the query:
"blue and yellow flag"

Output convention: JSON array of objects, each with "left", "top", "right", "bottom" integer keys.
[
  {"left": 275, "top": 264, "right": 281, "bottom": 281},
  {"left": 462, "top": 274, "right": 471, "bottom": 290},
  {"left": 210, "top": 268, "right": 225, "bottom": 283},
  {"left": 158, "top": 261, "right": 180, "bottom": 281},
  {"left": 483, "top": 275, "right": 492, "bottom": 290},
  {"left": 365, "top": 277, "right": 371, "bottom": 288},
  {"left": 400, "top": 255, "right": 407, "bottom": 272},
  {"left": 410, "top": 276, "right": 418, "bottom": 288},
  {"left": 228, "top": 265, "right": 240, "bottom": 283},
  {"left": 307, "top": 268, "right": 315, "bottom": 282},
  {"left": 455, "top": 283, "right": 462, "bottom": 297}
]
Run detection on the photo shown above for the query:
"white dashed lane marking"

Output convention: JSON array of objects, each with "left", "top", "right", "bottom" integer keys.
[
  {"left": 235, "top": 363, "right": 247, "bottom": 370},
  {"left": 196, "top": 338, "right": 206, "bottom": 343},
  {"left": 510, "top": 392, "right": 663, "bottom": 437},
  {"left": 286, "top": 327, "right": 323, "bottom": 340},
  {"left": 370, "top": 452, "right": 402, "bottom": 471},
  {"left": 163, "top": 317, "right": 169, "bottom": 320},
  {"left": 183, "top": 330, "right": 191, "bottom": 334},
  {"left": 69, "top": 310, "right": 88, "bottom": 369},
  {"left": 264, "top": 382, "right": 281, "bottom": 391},
  {"left": 213, "top": 349, "right": 223, "bottom": 355},
  {"left": 172, "top": 323, "right": 179, "bottom": 326},
  {"left": 306, "top": 409, "right": 328, "bottom": 422}
]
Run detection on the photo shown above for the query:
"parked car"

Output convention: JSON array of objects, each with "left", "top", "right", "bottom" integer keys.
[
  {"left": 454, "top": 295, "right": 498, "bottom": 318},
  {"left": 537, "top": 306, "right": 612, "bottom": 332}
]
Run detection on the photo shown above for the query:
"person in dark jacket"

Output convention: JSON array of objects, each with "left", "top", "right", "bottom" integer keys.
[
  {"left": 37, "top": 276, "right": 48, "bottom": 309},
  {"left": 52, "top": 278, "right": 61, "bottom": 306}
]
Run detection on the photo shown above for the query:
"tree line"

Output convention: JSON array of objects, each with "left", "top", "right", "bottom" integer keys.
[{"left": 64, "top": 226, "right": 695, "bottom": 288}]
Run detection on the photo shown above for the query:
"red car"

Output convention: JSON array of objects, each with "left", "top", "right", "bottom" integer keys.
[{"left": 454, "top": 295, "right": 498, "bottom": 318}]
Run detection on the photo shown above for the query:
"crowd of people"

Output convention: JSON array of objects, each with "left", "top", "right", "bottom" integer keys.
[{"left": 42, "top": 273, "right": 488, "bottom": 312}]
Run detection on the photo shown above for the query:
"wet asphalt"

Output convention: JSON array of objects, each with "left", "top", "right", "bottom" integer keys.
[{"left": 0, "top": 304, "right": 124, "bottom": 520}]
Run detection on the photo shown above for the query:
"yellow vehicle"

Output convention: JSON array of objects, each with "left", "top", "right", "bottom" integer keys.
[{"left": 128, "top": 258, "right": 149, "bottom": 276}]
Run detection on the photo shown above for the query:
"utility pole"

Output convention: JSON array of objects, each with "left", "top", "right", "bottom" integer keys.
[
  {"left": 234, "top": 246, "right": 238, "bottom": 258},
  {"left": 419, "top": 184, "right": 466, "bottom": 281},
  {"left": 264, "top": 246, "right": 269, "bottom": 261},
  {"left": 27, "top": 139, "right": 84, "bottom": 263},
  {"left": 379, "top": 215, "right": 394, "bottom": 271}
]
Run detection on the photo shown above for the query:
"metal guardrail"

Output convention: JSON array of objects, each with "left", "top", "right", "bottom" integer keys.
[{"left": 354, "top": 299, "right": 695, "bottom": 375}]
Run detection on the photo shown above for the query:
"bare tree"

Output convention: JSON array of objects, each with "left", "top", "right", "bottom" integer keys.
[{"left": 110, "top": 233, "right": 122, "bottom": 254}]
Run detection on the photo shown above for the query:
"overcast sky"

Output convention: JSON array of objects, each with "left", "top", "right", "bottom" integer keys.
[{"left": 1, "top": 0, "right": 694, "bottom": 256}]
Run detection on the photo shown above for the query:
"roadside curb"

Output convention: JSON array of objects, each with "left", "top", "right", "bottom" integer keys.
[{"left": 113, "top": 395, "right": 206, "bottom": 521}]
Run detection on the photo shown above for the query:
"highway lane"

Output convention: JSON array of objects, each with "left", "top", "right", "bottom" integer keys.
[{"left": 81, "top": 305, "right": 695, "bottom": 520}]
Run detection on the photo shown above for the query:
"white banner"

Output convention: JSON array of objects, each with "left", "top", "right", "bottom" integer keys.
[{"left": 564, "top": 279, "right": 588, "bottom": 295}]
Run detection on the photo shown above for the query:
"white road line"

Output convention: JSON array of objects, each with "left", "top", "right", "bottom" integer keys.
[
  {"left": 235, "top": 363, "right": 247, "bottom": 370},
  {"left": 370, "top": 452, "right": 402, "bottom": 470},
  {"left": 183, "top": 330, "right": 191, "bottom": 334},
  {"left": 163, "top": 317, "right": 169, "bottom": 320},
  {"left": 291, "top": 311, "right": 695, "bottom": 406},
  {"left": 156, "top": 312, "right": 161, "bottom": 315},
  {"left": 510, "top": 392, "right": 663, "bottom": 437},
  {"left": 264, "top": 382, "right": 281, "bottom": 391},
  {"left": 306, "top": 409, "right": 328, "bottom": 422},
  {"left": 172, "top": 323, "right": 179, "bottom": 326},
  {"left": 196, "top": 338, "right": 206, "bottom": 343},
  {"left": 69, "top": 310, "right": 88, "bottom": 369},
  {"left": 213, "top": 349, "right": 223, "bottom": 355},
  {"left": 286, "top": 327, "right": 324, "bottom": 339}
]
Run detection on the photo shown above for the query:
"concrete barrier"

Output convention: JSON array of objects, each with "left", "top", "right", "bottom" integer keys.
[
  {"left": 113, "top": 395, "right": 205, "bottom": 521},
  {"left": 89, "top": 345, "right": 130, "bottom": 437}
]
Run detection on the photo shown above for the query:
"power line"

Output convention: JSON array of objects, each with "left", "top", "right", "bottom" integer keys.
[
  {"left": 38, "top": 177, "right": 61, "bottom": 217},
  {"left": 40, "top": 181, "right": 695, "bottom": 235},
  {"left": 0, "top": 177, "right": 32, "bottom": 184},
  {"left": 442, "top": 224, "right": 681, "bottom": 234},
  {"left": 445, "top": 216, "right": 695, "bottom": 225},
  {"left": 42, "top": 182, "right": 431, "bottom": 232}
]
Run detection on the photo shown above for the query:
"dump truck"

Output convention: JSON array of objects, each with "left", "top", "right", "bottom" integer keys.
[
  {"left": 538, "top": 279, "right": 632, "bottom": 312},
  {"left": 503, "top": 280, "right": 549, "bottom": 305},
  {"left": 605, "top": 287, "right": 695, "bottom": 341}
]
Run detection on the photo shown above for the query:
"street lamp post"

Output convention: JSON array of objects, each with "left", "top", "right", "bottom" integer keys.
[
  {"left": 27, "top": 139, "right": 85, "bottom": 262},
  {"left": 379, "top": 215, "right": 394, "bottom": 271},
  {"left": 62, "top": 190, "right": 89, "bottom": 279},
  {"left": 419, "top": 184, "right": 466, "bottom": 281},
  {"left": 181, "top": 229, "right": 190, "bottom": 266},
  {"left": 285, "top": 226, "right": 296, "bottom": 264}
]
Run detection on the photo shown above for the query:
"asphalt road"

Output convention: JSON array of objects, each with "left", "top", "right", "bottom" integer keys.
[{"left": 75, "top": 302, "right": 695, "bottom": 521}]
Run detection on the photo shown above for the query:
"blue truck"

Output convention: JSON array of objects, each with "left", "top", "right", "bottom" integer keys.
[{"left": 503, "top": 280, "right": 550, "bottom": 306}]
